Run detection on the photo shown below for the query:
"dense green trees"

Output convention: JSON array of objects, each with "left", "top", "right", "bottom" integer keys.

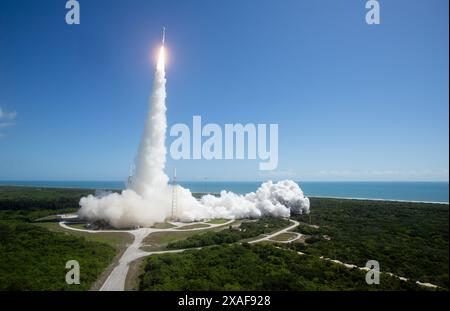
[
  {"left": 0, "top": 186, "right": 94, "bottom": 211},
  {"left": 292, "top": 198, "right": 449, "bottom": 289},
  {"left": 139, "top": 243, "right": 427, "bottom": 291},
  {"left": 0, "top": 186, "right": 116, "bottom": 290},
  {"left": 0, "top": 221, "right": 115, "bottom": 290}
]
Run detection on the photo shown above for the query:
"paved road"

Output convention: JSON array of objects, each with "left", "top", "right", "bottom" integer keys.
[{"left": 60, "top": 220, "right": 233, "bottom": 291}]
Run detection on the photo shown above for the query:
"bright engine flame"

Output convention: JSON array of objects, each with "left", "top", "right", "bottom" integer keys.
[{"left": 157, "top": 46, "right": 165, "bottom": 71}]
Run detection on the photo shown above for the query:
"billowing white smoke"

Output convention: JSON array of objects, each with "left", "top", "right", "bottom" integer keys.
[
  {"left": 179, "top": 180, "right": 310, "bottom": 222},
  {"left": 78, "top": 44, "right": 310, "bottom": 229},
  {"left": 129, "top": 46, "right": 169, "bottom": 195},
  {"left": 79, "top": 180, "right": 309, "bottom": 228},
  {"left": 79, "top": 46, "right": 173, "bottom": 228}
]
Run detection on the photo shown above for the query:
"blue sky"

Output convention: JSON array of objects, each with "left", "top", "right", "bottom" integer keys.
[{"left": 0, "top": 0, "right": 448, "bottom": 182}]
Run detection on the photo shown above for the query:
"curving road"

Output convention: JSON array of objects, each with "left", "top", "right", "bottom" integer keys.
[{"left": 59, "top": 220, "right": 234, "bottom": 291}]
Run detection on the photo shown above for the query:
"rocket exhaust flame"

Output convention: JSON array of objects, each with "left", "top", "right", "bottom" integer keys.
[
  {"left": 78, "top": 30, "right": 310, "bottom": 228},
  {"left": 157, "top": 46, "right": 165, "bottom": 72}
]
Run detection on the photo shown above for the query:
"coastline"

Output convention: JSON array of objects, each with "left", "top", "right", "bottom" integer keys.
[
  {"left": 0, "top": 183, "right": 448, "bottom": 205},
  {"left": 308, "top": 195, "right": 449, "bottom": 205},
  {"left": 195, "top": 193, "right": 449, "bottom": 205}
]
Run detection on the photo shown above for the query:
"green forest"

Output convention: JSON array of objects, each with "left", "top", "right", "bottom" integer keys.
[
  {"left": 0, "top": 186, "right": 93, "bottom": 211},
  {"left": 139, "top": 243, "right": 427, "bottom": 291},
  {"left": 0, "top": 222, "right": 115, "bottom": 290},
  {"left": 292, "top": 198, "right": 449, "bottom": 289},
  {"left": 0, "top": 186, "right": 115, "bottom": 290}
]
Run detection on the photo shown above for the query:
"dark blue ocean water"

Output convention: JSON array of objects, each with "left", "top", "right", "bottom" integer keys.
[{"left": 0, "top": 180, "right": 448, "bottom": 203}]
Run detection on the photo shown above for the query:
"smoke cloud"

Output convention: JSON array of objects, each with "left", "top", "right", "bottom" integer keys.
[{"left": 78, "top": 45, "right": 309, "bottom": 228}]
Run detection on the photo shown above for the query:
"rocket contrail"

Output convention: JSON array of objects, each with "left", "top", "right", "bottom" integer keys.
[
  {"left": 78, "top": 31, "right": 173, "bottom": 228},
  {"left": 130, "top": 34, "right": 168, "bottom": 195},
  {"left": 78, "top": 30, "right": 310, "bottom": 228}
]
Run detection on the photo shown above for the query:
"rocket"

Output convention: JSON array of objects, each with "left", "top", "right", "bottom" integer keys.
[
  {"left": 156, "top": 27, "right": 166, "bottom": 71},
  {"left": 162, "top": 27, "right": 165, "bottom": 45}
]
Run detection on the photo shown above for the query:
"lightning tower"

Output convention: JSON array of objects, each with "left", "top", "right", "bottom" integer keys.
[{"left": 171, "top": 167, "right": 177, "bottom": 220}]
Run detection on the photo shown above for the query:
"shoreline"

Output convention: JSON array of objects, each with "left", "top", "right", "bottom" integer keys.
[
  {"left": 198, "top": 194, "right": 449, "bottom": 205},
  {"left": 308, "top": 195, "right": 449, "bottom": 205},
  {"left": 0, "top": 183, "right": 448, "bottom": 205}
]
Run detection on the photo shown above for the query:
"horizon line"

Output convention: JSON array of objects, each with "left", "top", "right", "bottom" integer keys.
[{"left": 0, "top": 179, "right": 448, "bottom": 183}]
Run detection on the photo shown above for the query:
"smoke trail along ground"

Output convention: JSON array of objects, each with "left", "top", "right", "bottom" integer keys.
[{"left": 78, "top": 44, "right": 310, "bottom": 228}]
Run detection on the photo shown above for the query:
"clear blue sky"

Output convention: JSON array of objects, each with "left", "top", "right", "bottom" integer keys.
[{"left": 0, "top": 0, "right": 448, "bottom": 182}]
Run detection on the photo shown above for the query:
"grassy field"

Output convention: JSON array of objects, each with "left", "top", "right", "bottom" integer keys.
[
  {"left": 141, "top": 230, "right": 213, "bottom": 251},
  {"left": 167, "top": 218, "right": 292, "bottom": 249},
  {"left": 140, "top": 221, "right": 240, "bottom": 251},
  {"left": 141, "top": 231, "right": 203, "bottom": 251},
  {"left": 35, "top": 222, "right": 133, "bottom": 250},
  {"left": 270, "top": 232, "right": 299, "bottom": 242},
  {"left": 205, "top": 218, "right": 229, "bottom": 224},
  {"left": 151, "top": 222, "right": 176, "bottom": 229},
  {"left": 175, "top": 223, "right": 211, "bottom": 230},
  {"left": 66, "top": 223, "right": 88, "bottom": 230}
]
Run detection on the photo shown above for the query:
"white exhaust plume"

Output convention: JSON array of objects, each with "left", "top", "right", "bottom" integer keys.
[
  {"left": 130, "top": 45, "right": 169, "bottom": 195},
  {"left": 78, "top": 40, "right": 310, "bottom": 228}
]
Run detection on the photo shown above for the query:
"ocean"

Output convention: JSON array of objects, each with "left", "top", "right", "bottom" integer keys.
[{"left": 0, "top": 180, "right": 448, "bottom": 203}]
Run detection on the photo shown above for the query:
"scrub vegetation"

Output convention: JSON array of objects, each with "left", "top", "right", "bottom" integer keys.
[
  {"left": 0, "top": 186, "right": 117, "bottom": 290},
  {"left": 291, "top": 198, "right": 449, "bottom": 289},
  {"left": 0, "top": 222, "right": 115, "bottom": 290},
  {"left": 139, "top": 243, "right": 428, "bottom": 291}
]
